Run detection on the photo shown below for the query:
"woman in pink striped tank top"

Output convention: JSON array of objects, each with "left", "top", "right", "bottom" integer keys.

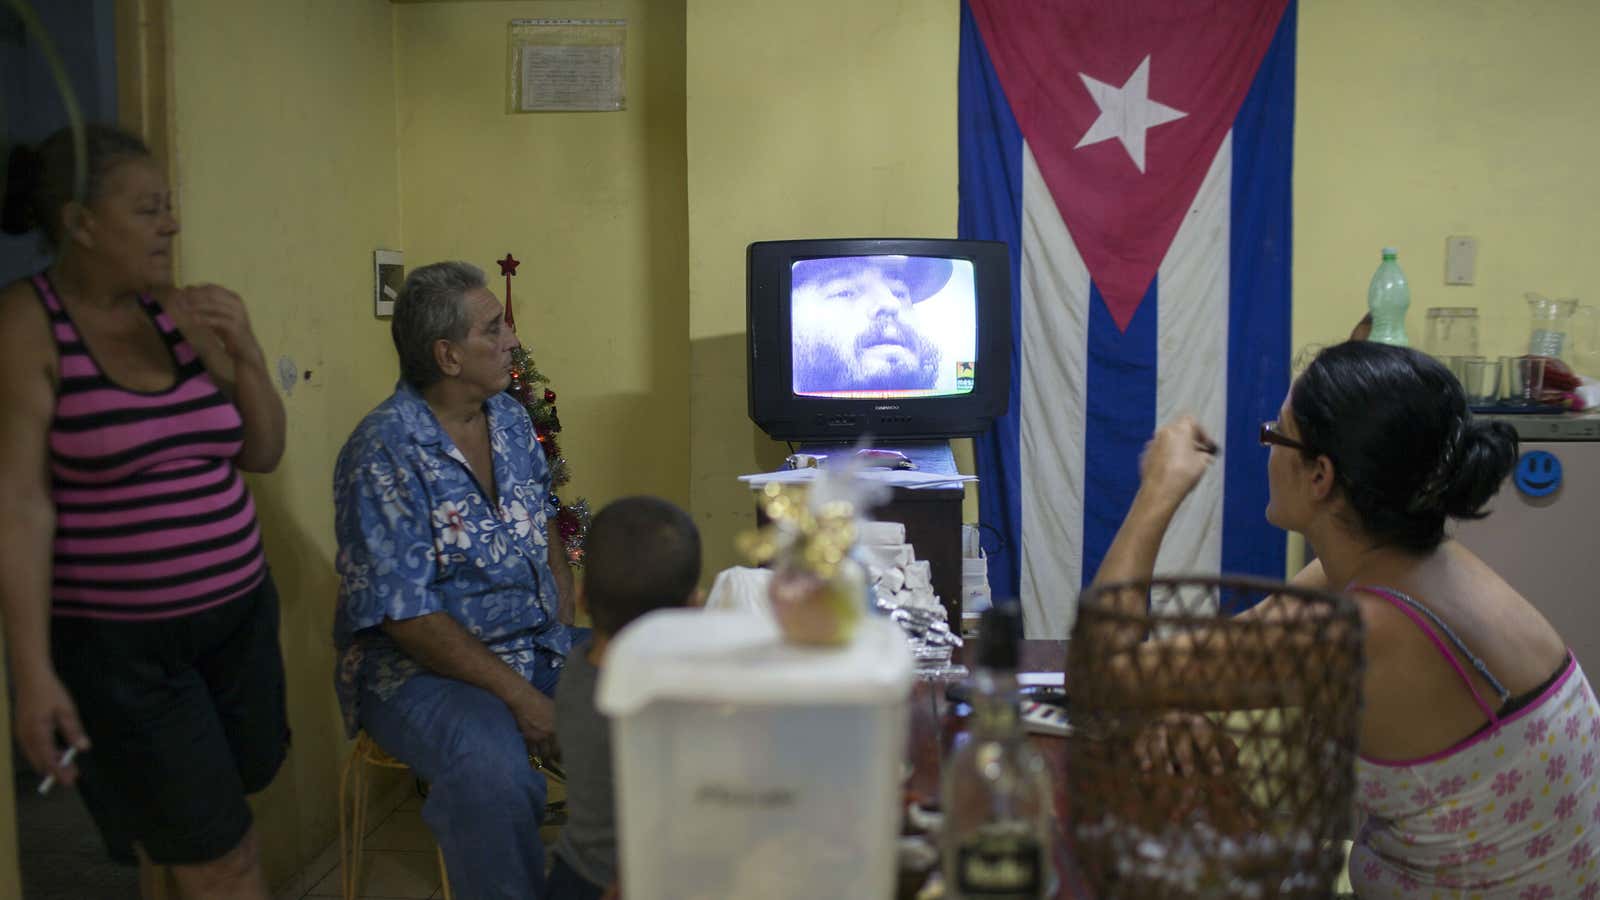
[
  {"left": 0, "top": 125, "right": 287, "bottom": 898},
  {"left": 1093, "top": 341, "right": 1595, "bottom": 897}
]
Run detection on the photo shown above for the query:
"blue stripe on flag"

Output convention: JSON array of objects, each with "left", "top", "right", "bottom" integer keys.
[
  {"left": 958, "top": 1, "right": 1025, "bottom": 601},
  {"left": 1220, "top": 0, "right": 1297, "bottom": 600},
  {"left": 1081, "top": 280, "right": 1159, "bottom": 588}
]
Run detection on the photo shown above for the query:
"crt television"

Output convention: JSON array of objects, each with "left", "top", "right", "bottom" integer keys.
[{"left": 747, "top": 238, "right": 1012, "bottom": 443}]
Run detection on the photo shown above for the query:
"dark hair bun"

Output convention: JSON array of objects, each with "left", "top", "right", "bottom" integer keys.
[
  {"left": 2, "top": 143, "right": 43, "bottom": 235},
  {"left": 1440, "top": 419, "right": 1519, "bottom": 520},
  {"left": 1293, "top": 341, "right": 1520, "bottom": 552}
]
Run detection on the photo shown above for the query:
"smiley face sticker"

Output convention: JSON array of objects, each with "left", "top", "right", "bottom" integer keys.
[{"left": 1513, "top": 450, "right": 1563, "bottom": 498}]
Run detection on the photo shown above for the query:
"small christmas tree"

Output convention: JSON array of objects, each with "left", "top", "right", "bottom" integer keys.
[
  {"left": 497, "top": 252, "right": 589, "bottom": 565},
  {"left": 507, "top": 345, "right": 590, "bottom": 566}
]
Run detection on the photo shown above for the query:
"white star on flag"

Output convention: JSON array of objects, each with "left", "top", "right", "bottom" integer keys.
[{"left": 1074, "top": 55, "right": 1187, "bottom": 173}]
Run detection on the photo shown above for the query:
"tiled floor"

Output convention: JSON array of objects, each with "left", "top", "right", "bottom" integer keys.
[
  {"left": 289, "top": 780, "right": 567, "bottom": 900},
  {"left": 300, "top": 791, "right": 444, "bottom": 900}
]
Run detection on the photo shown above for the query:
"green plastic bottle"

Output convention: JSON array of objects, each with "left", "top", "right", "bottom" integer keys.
[{"left": 1367, "top": 247, "right": 1411, "bottom": 346}]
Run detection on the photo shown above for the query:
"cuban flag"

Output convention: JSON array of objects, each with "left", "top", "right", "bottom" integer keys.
[{"left": 961, "top": 0, "right": 1296, "bottom": 637}]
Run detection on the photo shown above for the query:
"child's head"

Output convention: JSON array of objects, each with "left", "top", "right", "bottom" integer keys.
[{"left": 582, "top": 496, "right": 702, "bottom": 637}]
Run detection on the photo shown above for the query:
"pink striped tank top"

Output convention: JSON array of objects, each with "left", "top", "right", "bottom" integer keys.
[{"left": 34, "top": 274, "right": 266, "bottom": 621}]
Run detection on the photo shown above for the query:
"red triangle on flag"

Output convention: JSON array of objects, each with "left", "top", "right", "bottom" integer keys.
[{"left": 969, "top": 0, "right": 1289, "bottom": 331}]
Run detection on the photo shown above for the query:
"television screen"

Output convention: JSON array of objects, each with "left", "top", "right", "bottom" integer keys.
[
  {"left": 748, "top": 238, "right": 1010, "bottom": 443},
  {"left": 789, "top": 255, "right": 977, "bottom": 400}
]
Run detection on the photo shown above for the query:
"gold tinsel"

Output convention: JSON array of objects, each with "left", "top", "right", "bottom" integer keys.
[{"left": 739, "top": 482, "right": 860, "bottom": 577}]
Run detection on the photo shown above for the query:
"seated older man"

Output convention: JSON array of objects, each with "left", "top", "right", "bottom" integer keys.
[{"left": 333, "top": 261, "right": 577, "bottom": 900}]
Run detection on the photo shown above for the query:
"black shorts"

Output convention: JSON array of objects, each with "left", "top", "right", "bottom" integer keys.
[{"left": 50, "top": 572, "right": 291, "bottom": 866}]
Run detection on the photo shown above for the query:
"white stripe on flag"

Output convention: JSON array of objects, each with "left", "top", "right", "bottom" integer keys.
[
  {"left": 1151, "top": 131, "right": 1233, "bottom": 615},
  {"left": 1019, "top": 142, "right": 1090, "bottom": 639}
]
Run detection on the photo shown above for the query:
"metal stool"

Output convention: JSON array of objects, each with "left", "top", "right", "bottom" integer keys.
[
  {"left": 338, "top": 731, "right": 452, "bottom": 900},
  {"left": 338, "top": 731, "right": 567, "bottom": 900}
]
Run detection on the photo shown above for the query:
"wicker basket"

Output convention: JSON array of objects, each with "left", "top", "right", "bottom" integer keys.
[{"left": 1066, "top": 576, "right": 1364, "bottom": 898}]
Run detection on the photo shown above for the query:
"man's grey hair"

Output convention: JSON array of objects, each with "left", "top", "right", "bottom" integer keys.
[{"left": 391, "top": 261, "right": 488, "bottom": 390}]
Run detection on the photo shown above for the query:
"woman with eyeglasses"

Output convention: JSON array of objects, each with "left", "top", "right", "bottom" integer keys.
[{"left": 1093, "top": 340, "right": 1595, "bottom": 898}]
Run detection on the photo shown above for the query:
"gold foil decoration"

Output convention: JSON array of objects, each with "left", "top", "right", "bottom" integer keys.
[{"left": 741, "top": 483, "right": 867, "bottom": 646}]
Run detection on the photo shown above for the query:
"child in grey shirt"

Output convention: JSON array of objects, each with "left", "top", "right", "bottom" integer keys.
[{"left": 548, "top": 497, "right": 702, "bottom": 899}]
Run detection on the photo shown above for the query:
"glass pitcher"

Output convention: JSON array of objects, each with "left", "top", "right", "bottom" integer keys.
[{"left": 1527, "top": 293, "right": 1580, "bottom": 360}]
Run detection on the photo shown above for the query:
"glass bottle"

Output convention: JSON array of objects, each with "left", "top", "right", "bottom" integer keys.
[{"left": 940, "top": 603, "right": 1053, "bottom": 899}]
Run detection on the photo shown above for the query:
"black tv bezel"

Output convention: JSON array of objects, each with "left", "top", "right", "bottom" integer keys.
[{"left": 747, "top": 237, "right": 1012, "bottom": 443}]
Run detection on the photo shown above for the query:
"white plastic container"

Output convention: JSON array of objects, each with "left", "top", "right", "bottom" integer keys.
[{"left": 598, "top": 610, "right": 914, "bottom": 900}]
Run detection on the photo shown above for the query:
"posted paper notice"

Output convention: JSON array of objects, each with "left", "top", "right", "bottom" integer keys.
[{"left": 520, "top": 44, "right": 623, "bottom": 112}]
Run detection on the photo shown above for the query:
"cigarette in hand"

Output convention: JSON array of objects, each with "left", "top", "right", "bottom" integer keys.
[{"left": 36, "top": 746, "right": 79, "bottom": 796}]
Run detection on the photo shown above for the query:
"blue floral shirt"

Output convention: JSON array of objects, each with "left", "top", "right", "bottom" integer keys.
[{"left": 333, "top": 381, "right": 570, "bottom": 736}]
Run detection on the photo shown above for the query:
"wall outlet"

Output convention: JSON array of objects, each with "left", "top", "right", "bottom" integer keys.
[
  {"left": 375, "top": 249, "right": 404, "bottom": 317},
  {"left": 1445, "top": 236, "right": 1476, "bottom": 285}
]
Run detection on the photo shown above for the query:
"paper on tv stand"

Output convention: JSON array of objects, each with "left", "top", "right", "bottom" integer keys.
[{"left": 738, "top": 469, "right": 976, "bottom": 490}]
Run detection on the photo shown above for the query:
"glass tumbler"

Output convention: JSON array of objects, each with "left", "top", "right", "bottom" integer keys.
[{"left": 1460, "top": 358, "right": 1501, "bottom": 406}]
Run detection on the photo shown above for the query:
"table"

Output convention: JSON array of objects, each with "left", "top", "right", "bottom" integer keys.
[{"left": 905, "top": 640, "right": 1088, "bottom": 898}]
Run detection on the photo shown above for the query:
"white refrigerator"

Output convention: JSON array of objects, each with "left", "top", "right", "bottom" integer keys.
[{"left": 1452, "top": 415, "right": 1600, "bottom": 672}]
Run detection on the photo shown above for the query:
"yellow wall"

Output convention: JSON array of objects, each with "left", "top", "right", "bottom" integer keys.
[
  {"left": 393, "top": 0, "right": 689, "bottom": 512},
  {"left": 1294, "top": 1, "right": 1598, "bottom": 360},
  {"left": 159, "top": 0, "right": 687, "bottom": 888},
  {"left": 167, "top": 0, "right": 403, "bottom": 886},
  {"left": 684, "top": 0, "right": 963, "bottom": 578}
]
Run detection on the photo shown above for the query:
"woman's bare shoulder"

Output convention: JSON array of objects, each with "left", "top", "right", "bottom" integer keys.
[
  {"left": 1440, "top": 541, "right": 1565, "bottom": 642},
  {"left": 0, "top": 276, "right": 59, "bottom": 428},
  {"left": 1359, "top": 543, "right": 1565, "bottom": 687},
  {"left": 0, "top": 274, "right": 40, "bottom": 308},
  {"left": 0, "top": 277, "right": 55, "bottom": 352}
]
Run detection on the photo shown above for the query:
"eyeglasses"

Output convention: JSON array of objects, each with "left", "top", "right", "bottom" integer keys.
[{"left": 1259, "top": 421, "right": 1310, "bottom": 453}]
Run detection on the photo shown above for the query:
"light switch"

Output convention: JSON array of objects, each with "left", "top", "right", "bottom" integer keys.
[
  {"left": 1445, "top": 236, "right": 1476, "bottom": 285},
  {"left": 375, "top": 249, "right": 404, "bottom": 317}
]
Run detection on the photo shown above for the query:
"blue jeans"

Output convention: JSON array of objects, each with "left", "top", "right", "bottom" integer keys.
[{"left": 360, "top": 638, "right": 581, "bottom": 900}]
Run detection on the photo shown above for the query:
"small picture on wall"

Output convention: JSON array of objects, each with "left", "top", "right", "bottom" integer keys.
[{"left": 375, "top": 249, "right": 404, "bottom": 317}]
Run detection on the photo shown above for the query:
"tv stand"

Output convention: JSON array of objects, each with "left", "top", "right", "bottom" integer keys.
[{"left": 792, "top": 440, "right": 966, "bottom": 626}]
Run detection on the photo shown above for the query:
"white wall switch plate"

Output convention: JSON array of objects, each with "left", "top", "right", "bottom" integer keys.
[
  {"left": 1445, "top": 235, "right": 1476, "bottom": 285},
  {"left": 374, "top": 249, "right": 404, "bottom": 317}
]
